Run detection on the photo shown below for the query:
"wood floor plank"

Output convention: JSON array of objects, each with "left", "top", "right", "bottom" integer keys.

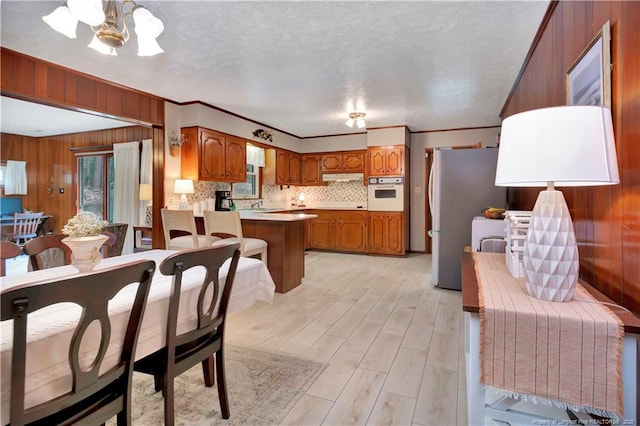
[
  {"left": 413, "top": 365, "right": 458, "bottom": 425},
  {"left": 366, "top": 391, "right": 416, "bottom": 426},
  {"left": 383, "top": 347, "right": 428, "bottom": 398},
  {"left": 307, "top": 349, "right": 364, "bottom": 401},
  {"left": 322, "top": 368, "right": 386, "bottom": 426},
  {"left": 281, "top": 394, "right": 333, "bottom": 426},
  {"left": 360, "top": 332, "right": 403, "bottom": 373}
]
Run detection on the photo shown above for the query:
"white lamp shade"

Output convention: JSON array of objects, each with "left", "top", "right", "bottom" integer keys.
[
  {"left": 356, "top": 117, "right": 366, "bottom": 128},
  {"left": 136, "top": 36, "right": 164, "bottom": 57},
  {"left": 88, "top": 35, "right": 117, "bottom": 55},
  {"left": 174, "top": 179, "right": 194, "bottom": 195},
  {"left": 495, "top": 106, "right": 619, "bottom": 187},
  {"left": 42, "top": 6, "right": 78, "bottom": 39},
  {"left": 133, "top": 7, "right": 164, "bottom": 38},
  {"left": 139, "top": 183, "right": 153, "bottom": 201},
  {"left": 345, "top": 118, "right": 355, "bottom": 127},
  {"left": 67, "top": 0, "right": 105, "bottom": 26}
]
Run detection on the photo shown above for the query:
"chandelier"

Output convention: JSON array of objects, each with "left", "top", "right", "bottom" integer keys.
[
  {"left": 43, "top": 0, "right": 164, "bottom": 56},
  {"left": 345, "top": 112, "right": 366, "bottom": 129}
]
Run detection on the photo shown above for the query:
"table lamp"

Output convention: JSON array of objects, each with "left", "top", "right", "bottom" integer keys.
[
  {"left": 173, "top": 179, "right": 194, "bottom": 210},
  {"left": 139, "top": 183, "right": 153, "bottom": 204},
  {"left": 495, "top": 106, "right": 619, "bottom": 302}
]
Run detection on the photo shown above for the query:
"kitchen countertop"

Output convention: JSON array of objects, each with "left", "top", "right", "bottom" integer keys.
[{"left": 193, "top": 211, "right": 317, "bottom": 221}]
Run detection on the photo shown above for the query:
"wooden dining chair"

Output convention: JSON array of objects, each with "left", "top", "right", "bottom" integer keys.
[
  {"left": 1, "top": 259, "right": 156, "bottom": 426},
  {"left": 160, "top": 208, "right": 211, "bottom": 250},
  {"left": 4, "top": 212, "right": 43, "bottom": 247},
  {"left": 0, "top": 241, "right": 21, "bottom": 276},
  {"left": 23, "top": 234, "right": 72, "bottom": 271},
  {"left": 203, "top": 210, "right": 268, "bottom": 265},
  {"left": 133, "top": 244, "right": 241, "bottom": 425}
]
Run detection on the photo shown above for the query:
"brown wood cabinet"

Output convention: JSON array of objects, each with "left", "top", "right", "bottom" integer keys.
[
  {"left": 266, "top": 148, "right": 301, "bottom": 186},
  {"left": 301, "top": 154, "right": 323, "bottom": 185},
  {"left": 181, "top": 127, "right": 246, "bottom": 182},
  {"left": 307, "top": 210, "right": 367, "bottom": 253},
  {"left": 368, "top": 146, "right": 405, "bottom": 176},
  {"left": 321, "top": 150, "right": 366, "bottom": 173},
  {"left": 368, "top": 212, "right": 405, "bottom": 255}
]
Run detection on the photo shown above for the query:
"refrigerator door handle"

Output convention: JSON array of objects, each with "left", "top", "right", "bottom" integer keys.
[{"left": 428, "top": 159, "right": 436, "bottom": 214}]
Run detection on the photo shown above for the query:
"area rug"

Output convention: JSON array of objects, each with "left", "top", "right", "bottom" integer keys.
[{"left": 110, "top": 345, "right": 326, "bottom": 425}]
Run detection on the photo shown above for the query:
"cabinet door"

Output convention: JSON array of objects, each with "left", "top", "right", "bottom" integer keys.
[
  {"left": 225, "top": 135, "right": 247, "bottom": 182},
  {"left": 368, "top": 148, "right": 387, "bottom": 176},
  {"left": 342, "top": 151, "right": 366, "bottom": 172},
  {"left": 199, "top": 129, "right": 226, "bottom": 180},
  {"left": 308, "top": 212, "right": 335, "bottom": 249},
  {"left": 301, "top": 154, "right": 322, "bottom": 185},
  {"left": 386, "top": 212, "right": 404, "bottom": 255},
  {"left": 336, "top": 212, "right": 367, "bottom": 253},
  {"left": 368, "top": 212, "right": 387, "bottom": 254},
  {"left": 385, "top": 146, "right": 404, "bottom": 176},
  {"left": 321, "top": 153, "right": 342, "bottom": 172},
  {"left": 289, "top": 152, "right": 301, "bottom": 185},
  {"left": 276, "top": 149, "right": 290, "bottom": 185}
]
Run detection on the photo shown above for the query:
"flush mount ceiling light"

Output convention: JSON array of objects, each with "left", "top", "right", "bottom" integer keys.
[
  {"left": 43, "top": 0, "right": 164, "bottom": 57},
  {"left": 345, "top": 112, "right": 367, "bottom": 129}
]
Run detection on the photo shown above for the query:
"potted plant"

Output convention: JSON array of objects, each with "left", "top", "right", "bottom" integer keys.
[
  {"left": 169, "top": 131, "right": 186, "bottom": 157},
  {"left": 61, "top": 211, "right": 109, "bottom": 272}
]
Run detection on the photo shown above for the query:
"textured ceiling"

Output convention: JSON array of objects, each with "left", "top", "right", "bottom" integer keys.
[{"left": 0, "top": 1, "right": 549, "bottom": 138}]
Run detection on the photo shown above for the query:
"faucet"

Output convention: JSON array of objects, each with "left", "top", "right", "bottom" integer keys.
[{"left": 250, "top": 200, "right": 263, "bottom": 209}]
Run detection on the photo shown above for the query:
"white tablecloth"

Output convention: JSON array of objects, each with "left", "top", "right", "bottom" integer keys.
[{"left": 0, "top": 250, "right": 275, "bottom": 422}]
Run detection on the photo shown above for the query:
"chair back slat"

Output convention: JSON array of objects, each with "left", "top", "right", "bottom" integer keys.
[{"left": 1, "top": 259, "right": 155, "bottom": 425}]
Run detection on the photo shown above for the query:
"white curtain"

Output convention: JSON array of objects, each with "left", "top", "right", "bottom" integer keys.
[
  {"left": 246, "top": 145, "right": 265, "bottom": 167},
  {"left": 5, "top": 160, "right": 27, "bottom": 195},
  {"left": 114, "top": 142, "right": 140, "bottom": 255},
  {"left": 140, "top": 139, "right": 153, "bottom": 225}
]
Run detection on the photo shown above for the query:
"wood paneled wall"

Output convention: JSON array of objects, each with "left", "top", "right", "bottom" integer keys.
[
  {"left": 501, "top": 1, "right": 640, "bottom": 313},
  {"left": 1, "top": 127, "right": 153, "bottom": 233},
  {"left": 1, "top": 48, "right": 166, "bottom": 247}
]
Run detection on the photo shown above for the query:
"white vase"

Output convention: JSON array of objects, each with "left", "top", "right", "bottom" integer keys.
[{"left": 62, "top": 234, "right": 109, "bottom": 273}]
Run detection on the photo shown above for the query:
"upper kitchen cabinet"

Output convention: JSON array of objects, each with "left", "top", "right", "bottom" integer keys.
[
  {"left": 264, "top": 148, "right": 301, "bottom": 186},
  {"left": 321, "top": 150, "right": 366, "bottom": 173},
  {"left": 181, "top": 127, "right": 246, "bottom": 182},
  {"left": 368, "top": 145, "right": 405, "bottom": 176},
  {"left": 301, "top": 154, "right": 323, "bottom": 185}
]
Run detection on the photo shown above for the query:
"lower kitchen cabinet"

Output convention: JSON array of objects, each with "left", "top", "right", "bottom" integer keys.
[
  {"left": 368, "top": 212, "right": 405, "bottom": 255},
  {"left": 307, "top": 210, "right": 367, "bottom": 253}
]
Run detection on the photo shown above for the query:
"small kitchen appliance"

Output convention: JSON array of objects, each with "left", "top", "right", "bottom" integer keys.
[{"left": 215, "top": 190, "right": 233, "bottom": 211}]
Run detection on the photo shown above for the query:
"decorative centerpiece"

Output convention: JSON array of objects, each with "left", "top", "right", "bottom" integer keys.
[
  {"left": 61, "top": 211, "right": 109, "bottom": 273},
  {"left": 169, "top": 131, "right": 187, "bottom": 157},
  {"left": 252, "top": 129, "right": 273, "bottom": 143}
]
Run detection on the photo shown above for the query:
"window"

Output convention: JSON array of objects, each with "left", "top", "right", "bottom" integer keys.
[
  {"left": 77, "top": 154, "right": 114, "bottom": 221},
  {"left": 231, "top": 164, "right": 260, "bottom": 199}
]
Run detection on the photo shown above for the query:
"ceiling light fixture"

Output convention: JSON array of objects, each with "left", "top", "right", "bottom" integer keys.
[
  {"left": 345, "top": 112, "right": 367, "bottom": 129},
  {"left": 43, "top": 0, "right": 164, "bottom": 57}
]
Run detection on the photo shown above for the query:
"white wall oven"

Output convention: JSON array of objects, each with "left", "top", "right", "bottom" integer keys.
[{"left": 367, "top": 176, "right": 404, "bottom": 211}]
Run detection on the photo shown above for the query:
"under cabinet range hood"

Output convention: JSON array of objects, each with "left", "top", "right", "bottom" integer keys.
[{"left": 321, "top": 173, "right": 364, "bottom": 182}]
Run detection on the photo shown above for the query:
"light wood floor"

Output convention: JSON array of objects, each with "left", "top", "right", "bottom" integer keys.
[{"left": 226, "top": 251, "right": 467, "bottom": 426}]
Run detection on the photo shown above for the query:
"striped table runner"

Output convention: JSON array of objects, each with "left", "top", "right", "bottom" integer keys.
[{"left": 474, "top": 252, "right": 624, "bottom": 418}]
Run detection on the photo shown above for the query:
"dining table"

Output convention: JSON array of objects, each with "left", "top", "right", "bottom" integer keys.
[{"left": 0, "top": 249, "right": 276, "bottom": 423}]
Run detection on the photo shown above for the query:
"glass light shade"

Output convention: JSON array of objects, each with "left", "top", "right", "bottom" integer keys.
[
  {"left": 136, "top": 36, "right": 164, "bottom": 57},
  {"left": 139, "top": 183, "right": 153, "bottom": 201},
  {"left": 88, "top": 35, "right": 117, "bottom": 55},
  {"left": 496, "top": 106, "right": 619, "bottom": 187},
  {"left": 132, "top": 6, "right": 164, "bottom": 38},
  {"left": 67, "top": 0, "right": 105, "bottom": 26},
  {"left": 174, "top": 179, "right": 194, "bottom": 195},
  {"left": 42, "top": 6, "right": 78, "bottom": 39},
  {"left": 356, "top": 117, "right": 366, "bottom": 128},
  {"left": 345, "top": 118, "right": 355, "bottom": 127}
]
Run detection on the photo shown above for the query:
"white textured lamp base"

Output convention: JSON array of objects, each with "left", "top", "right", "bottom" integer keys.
[{"left": 522, "top": 190, "right": 579, "bottom": 302}]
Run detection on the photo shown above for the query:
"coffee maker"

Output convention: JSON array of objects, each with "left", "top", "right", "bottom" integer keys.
[{"left": 215, "top": 190, "right": 233, "bottom": 211}]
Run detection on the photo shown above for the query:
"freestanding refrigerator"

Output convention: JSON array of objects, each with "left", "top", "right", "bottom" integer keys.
[{"left": 428, "top": 147, "right": 506, "bottom": 290}]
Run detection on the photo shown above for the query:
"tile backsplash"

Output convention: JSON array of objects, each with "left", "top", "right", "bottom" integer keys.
[{"left": 183, "top": 180, "right": 367, "bottom": 209}]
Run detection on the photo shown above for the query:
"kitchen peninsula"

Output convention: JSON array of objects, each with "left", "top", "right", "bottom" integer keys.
[{"left": 195, "top": 210, "right": 317, "bottom": 293}]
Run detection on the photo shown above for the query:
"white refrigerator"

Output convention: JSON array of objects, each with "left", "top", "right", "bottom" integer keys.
[{"left": 428, "top": 148, "right": 506, "bottom": 290}]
